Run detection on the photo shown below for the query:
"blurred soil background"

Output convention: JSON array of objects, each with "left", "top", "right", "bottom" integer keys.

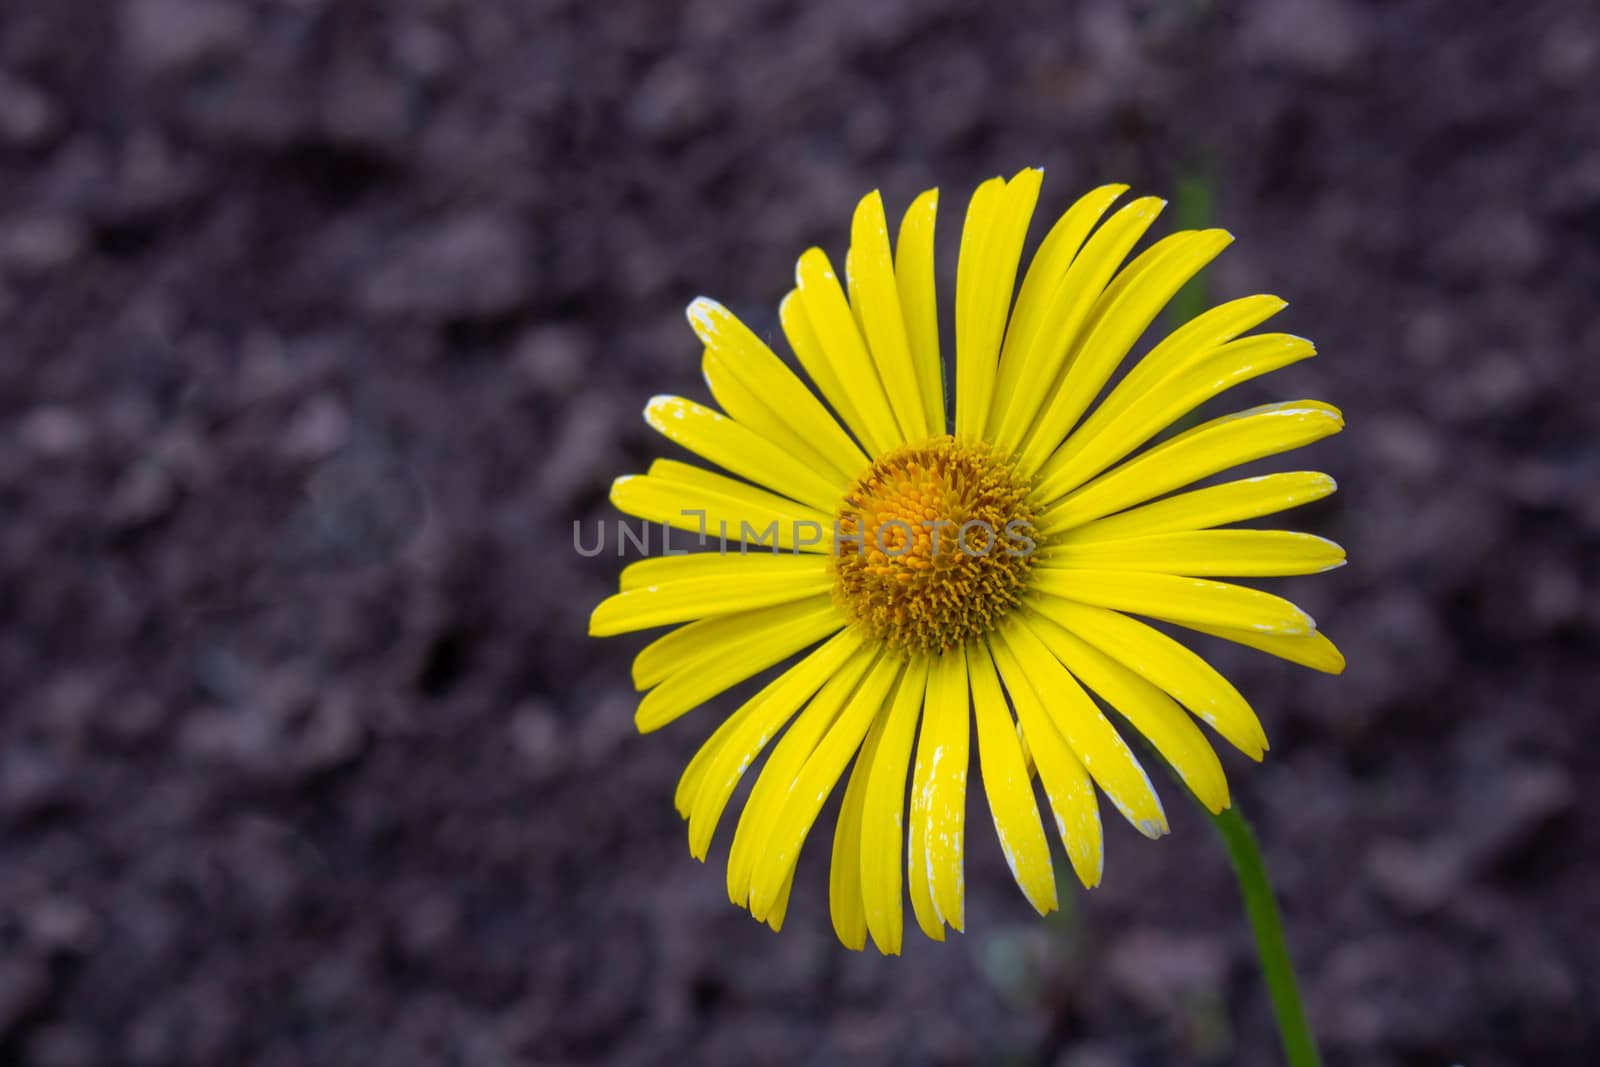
[{"left": 2, "top": 0, "right": 1598, "bottom": 1064}]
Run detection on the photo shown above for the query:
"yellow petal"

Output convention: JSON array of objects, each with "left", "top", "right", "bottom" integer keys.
[
  {"left": 1180, "top": 621, "right": 1347, "bottom": 675},
  {"left": 956, "top": 170, "right": 1042, "bottom": 439},
  {"left": 702, "top": 350, "right": 850, "bottom": 484},
  {"left": 1040, "top": 530, "right": 1347, "bottom": 578},
  {"left": 1031, "top": 569, "right": 1318, "bottom": 636},
  {"left": 989, "top": 195, "right": 1166, "bottom": 455},
  {"left": 895, "top": 190, "right": 947, "bottom": 434},
  {"left": 778, "top": 288, "right": 871, "bottom": 456},
  {"left": 912, "top": 646, "right": 972, "bottom": 932},
  {"left": 1027, "top": 613, "right": 1229, "bottom": 814},
  {"left": 591, "top": 569, "right": 834, "bottom": 636},
  {"left": 611, "top": 462, "right": 833, "bottom": 554},
  {"left": 1026, "top": 597, "right": 1269, "bottom": 758},
  {"left": 682, "top": 630, "right": 863, "bottom": 852},
  {"left": 794, "top": 249, "right": 902, "bottom": 455},
  {"left": 1047, "top": 471, "right": 1338, "bottom": 543},
  {"left": 675, "top": 701, "right": 744, "bottom": 820},
  {"left": 1039, "top": 400, "right": 1345, "bottom": 530},
  {"left": 633, "top": 601, "right": 842, "bottom": 733},
  {"left": 953, "top": 177, "right": 1004, "bottom": 438},
  {"left": 1017, "top": 229, "right": 1234, "bottom": 474},
  {"left": 620, "top": 552, "right": 827, "bottom": 593},
  {"left": 996, "top": 618, "right": 1167, "bottom": 838},
  {"left": 829, "top": 691, "right": 891, "bottom": 951},
  {"left": 727, "top": 645, "right": 878, "bottom": 907},
  {"left": 749, "top": 655, "right": 902, "bottom": 922},
  {"left": 851, "top": 190, "right": 930, "bottom": 441},
  {"left": 1036, "top": 332, "right": 1316, "bottom": 500},
  {"left": 969, "top": 641, "right": 1058, "bottom": 915},
  {"left": 643, "top": 395, "right": 845, "bottom": 513},
  {"left": 989, "top": 636, "right": 1103, "bottom": 887},
  {"left": 765, "top": 865, "right": 797, "bottom": 932},
  {"left": 1093, "top": 294, "right": 1289, "bottom": 416},
  {"left": 861, "top": 657, "right": 929, "bottom": 955},
  {"left": 687, "top": 297, "right": 868, "bottom": 480},
  {"left": 906, "top": 691, "right": 946, "bottom": 942},
  {"left": 990, "top": 184, "right": 1129, "bottom": 437},
  {"left": 631, "top": 595, "right": 837, "bottom": 690}
]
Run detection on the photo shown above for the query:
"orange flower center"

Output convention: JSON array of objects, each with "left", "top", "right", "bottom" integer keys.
[{"left": 830, "top": 436, "right": 1039, "bottom": 655}]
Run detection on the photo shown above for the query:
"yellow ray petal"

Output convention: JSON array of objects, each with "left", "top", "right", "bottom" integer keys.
[
  {"left": 1046, "top": 471, "right": 1338, "bottom": 543},
  {"left": 1030, "top": 569, "right": 1317, "bottom": 636},
  {"left": 912, "top": 646, "right": 972, "bottom": 932},
  {"left": 702, "top": 351, "right": 853, "bottom": 485},
  {"left": 956, "top": 170, "right": 1042, "bottom": 439},
  {"left": 829, "top": 691, "right": 891, "bottom": 951},
  {"left": 749, "top": 655, "right": 902, "bottom": 922},
  {"left": 646, "top": 383, "right": 838, "bottom": 505},
  {"left": 989, "top": 637, "right": 1103, "bottom": 887},
  {"left": 631, "top": 595, "right": 834, "bottom": 690},
  {"left": 1039, "top": 400, "right": 1345, "bottom": 530},
  {"left": 990, "top": 184, "right": 1129, "bottom": 434},
  {"left": 727, "top": 645, "right": 878, "bottom": 908},
  {"left": 634, "top": 600, "right": 843, "bottom": 733},
  {"left": 1180, "top": 621, "right": 1347, "bottom": 675},
  {"left": 1036, "top": 332, "right": 1316, "bottom": 500},
  {"left": 895, "top": 190, "right": 946, "bottom": 434},
  {"left": 1027, "top": 614, "right": 1229, "bottom": 814},
  {"left": 1040, "top": 530, "right": 1347, "bottom": 578},
  {"left": 850, "top": 190, "right": 930, "bottom": 441},
  {"left": 779, "top": 288, "right": 869, "bottom": 455},
  {"left": 906, "top": 700, "right": 945, "bottom": 940},
  {"left": 989, "top": 196, "right": 1166, "bottom": 455},
  {"left": 684, "top": 630, "right": 863, "bottom": 856},
  {"left": 794, "top": 249, "right": 903, "bottom": 455},
  {"left": 997, "top": 618, "right": 1167, "bottom": 838},
  {"left": 861, "top": 657, "right": 929, "bottom": 955},
  {"left": 1091, "top": 294, "right": 1289, "bottom": 420},
  {"left": 687, "top": 297, "right": 868, "bottom": 480},
  {"left": 612, "top": 463, "right": 833, "bottom": 554},
  {"left": 673, "top": 630, "right": 852, "bottom": 821},
  {"left": 591, "top": 569, "right": 835, "bottom": 636},
  {"left": 675, "top": 701, "right": 745, "bottom": 820},
  {"left": 953, "top": 177, "right": 1004, "bottom": 438},
  {"left": 1026, "top": 597, "right": 1268, "bottom": 758},
  {"left": 765, "top": 866, "right": 797, "bottom": 932},
  {"left": 969, "top": 642, "right": 1058, "bottom": 915},
  {"left": 1017, "top": 229, "right": 1235, "bottom": 474},
  {"left": 620, "top": 552, "right": 827, "bottom": 593}
]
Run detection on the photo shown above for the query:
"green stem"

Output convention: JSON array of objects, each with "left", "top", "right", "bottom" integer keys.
[{"left": 1209, "top": 803, "right": 1323, "bottom": 1067}]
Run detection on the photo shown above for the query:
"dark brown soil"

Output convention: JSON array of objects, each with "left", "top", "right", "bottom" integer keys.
[{"left": 3, "top": 1, "right": 1598, "bottom": 1064}]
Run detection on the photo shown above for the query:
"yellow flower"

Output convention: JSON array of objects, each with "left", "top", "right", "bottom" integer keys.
[{"left": 591, "top": 170, "right": 1345, "bottom": 954}]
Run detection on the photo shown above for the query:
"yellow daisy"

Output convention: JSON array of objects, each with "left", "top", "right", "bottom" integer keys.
[{"left": 591, "top": 169, "right": 1345, "bottom": 954}]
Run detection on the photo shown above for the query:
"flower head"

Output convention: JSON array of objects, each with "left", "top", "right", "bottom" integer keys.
[{"left": 590, "top": 170, "right": 1344, "bottom": 953}]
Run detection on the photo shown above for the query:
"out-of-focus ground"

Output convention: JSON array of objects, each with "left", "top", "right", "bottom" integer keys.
[{"left": 3, "top": 1, "right": 1598, "bottom": 1064}]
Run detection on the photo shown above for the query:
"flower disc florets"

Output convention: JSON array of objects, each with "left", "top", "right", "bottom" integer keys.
[{"left": 831, "top": 436, "right": 1039, "bottom": 655}]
